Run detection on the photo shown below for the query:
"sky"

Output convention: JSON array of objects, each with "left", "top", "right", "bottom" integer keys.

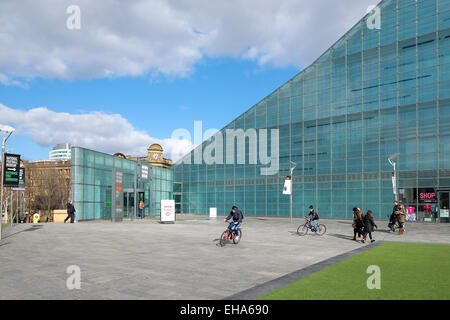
[{"left": 0, "top": 0, "right": 377, "bottom": 162}]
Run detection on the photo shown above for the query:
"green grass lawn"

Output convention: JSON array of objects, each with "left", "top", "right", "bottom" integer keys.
[{"left": 260, "top": 242, "right": 450, "bottom": 300}]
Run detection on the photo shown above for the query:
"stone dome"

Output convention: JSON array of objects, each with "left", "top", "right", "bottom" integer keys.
[{"left": 148, "top": 144, "right": 163, "bottom": 152}]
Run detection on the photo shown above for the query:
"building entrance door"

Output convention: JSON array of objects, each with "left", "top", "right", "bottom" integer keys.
[
  {"left": 123, "top": 191, "right": 135, "bottom": 219},
  {"left": 438, "top": 191, "right": 449, "bottom": 223}
]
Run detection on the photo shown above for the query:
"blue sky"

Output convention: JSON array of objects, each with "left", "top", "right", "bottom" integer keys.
[
  {"left": 1, "top": 58, "right": 299, "bottom": 160},
  {"left": 0, "top": 0, "right": 376, "bottom": 161}
]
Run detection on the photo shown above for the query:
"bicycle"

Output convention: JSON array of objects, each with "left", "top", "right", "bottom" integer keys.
[
  {"left": 219, "top": 222, "right": 243, "bottom": 246},
  {"left": 297, "top": 217, "right": 326, "bottom": 236}
]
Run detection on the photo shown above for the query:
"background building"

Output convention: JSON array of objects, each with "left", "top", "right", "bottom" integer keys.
[
  {"left": 49, "top": 143, "right": 71, "bottom": 161},
  {"left": 125, "top": 143, "right": 173, "bottom": 168},
  {"left": 173, "top": 0, "right": 450, "bottom": 222},
  {"left": 23, "top": 160, "right": 71, "bottom": 215}
]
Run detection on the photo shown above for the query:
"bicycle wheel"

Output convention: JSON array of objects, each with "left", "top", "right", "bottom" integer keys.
[
  {"left": 297, "top": 224, "right": 308, "bottom": 236},
  {"left": 220, "top": 230, "right": 228, "bottom": 246},
  {"left": 233, "top": 229, "right": 242, "bottom": 244},
  {"left": 317, "top": 224, "right": 327, "bottom": 236}
]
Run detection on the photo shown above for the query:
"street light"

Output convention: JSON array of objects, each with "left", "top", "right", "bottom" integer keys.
[
  {"left": 0, "top": 124, "right": 15, "bottom": 241},
  {"left": 388, "top": 153, "right": 400, "bottom": 202},
  {"left": 289, "top": 161, "right": 296, "bottom": 224}
]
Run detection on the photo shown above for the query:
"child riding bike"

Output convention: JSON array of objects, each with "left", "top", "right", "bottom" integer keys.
[{"left": 224, "top": 206, "right": 243, "bottom": 241}]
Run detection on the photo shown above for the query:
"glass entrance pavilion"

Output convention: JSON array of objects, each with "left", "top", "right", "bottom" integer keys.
[{"left": 71, "top": 147, "right": 173, "bottom": 221}]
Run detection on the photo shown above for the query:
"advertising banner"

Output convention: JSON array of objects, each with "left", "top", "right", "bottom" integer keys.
[
  {"left": 283, "top": 176, "right": 292, "bottom": 195},
  {"left": 19, "top": 167, "right": 25, "bottom": 187},
  {"left": 2, "top": 153, "right": 20, "bottom": 187},
  {"left": 141, "top": 164, "right": 149, "bottom": 180},
  {"left": 161, "top": 200, "right": 175, "bottom": 223},
  {"left": 392, "top": 175, "right": 397, "bottom": 195},
  {"left": 111, "top": 170, "right": 123, "bottom": 222}
]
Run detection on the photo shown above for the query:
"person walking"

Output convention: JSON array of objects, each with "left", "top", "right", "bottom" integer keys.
[
  {"left": 64, "top": 199, "right": 76, "bottom": 223},
  {"left": 139, "top": 200, "right": 145, "bottom": 218},
  {"left": 352, "top": 207, "right": 364, "bottom": 241},
  {"left": 361, "top": 210, "right": 378, "bottom": 243},
  {"left": 395, "top": 203, "right": 406, "bottom": 235}
]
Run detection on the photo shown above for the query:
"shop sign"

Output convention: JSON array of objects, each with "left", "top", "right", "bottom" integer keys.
[{"left": 420, "top": 192, "right": 436, "bottom": 202}]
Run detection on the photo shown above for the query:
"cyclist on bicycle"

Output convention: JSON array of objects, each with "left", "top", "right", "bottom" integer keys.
[
  {"left": 224, "top": 206, "right": 243, "bottom": 241},
  {"left": 307, "top": 205, "right": 319, "bottom": 232}
]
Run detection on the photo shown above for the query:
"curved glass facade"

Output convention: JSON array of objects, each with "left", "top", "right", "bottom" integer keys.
[{"left": 173, "top": 0, "right": 450, "bottom": 221}]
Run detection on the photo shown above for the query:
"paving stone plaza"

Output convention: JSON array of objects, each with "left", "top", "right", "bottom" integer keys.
[{"left": 1, "top": 216, "right": 449, "bottom": 300}]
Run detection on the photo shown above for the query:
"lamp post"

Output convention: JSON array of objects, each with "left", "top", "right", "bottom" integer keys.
[
  {"left": 289, "top": 161, "right": 296, "bottom": 224},
  {"left": 388, "top": 153, "right": 400, "bottom": 202},
  {"left": 0, "top": 124, "right": 15, "bottom": 241}
]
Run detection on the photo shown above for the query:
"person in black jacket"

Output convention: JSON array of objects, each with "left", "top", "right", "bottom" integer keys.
[
  {"left": 307, "top": 205, "right": 319, "bottom": 232},
  {"left": 389, "top": 201, "right": 398, "bottom": 232},
  {"left": 352, "top": 207, "right": 364, "bottom": 241},
  {"left": 361, "top": 210, "right": 377, "bottom": 243},
  {"left": 224, "top": 206, "right": 243, "bottom": 240},
  {"left": 64, "top": 199, "right": 76, "bottom": 223}
]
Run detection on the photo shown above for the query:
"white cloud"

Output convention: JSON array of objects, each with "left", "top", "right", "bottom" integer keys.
[
  {"left": 0, "top": 104, "right": 194, "bottom": 162},
  {"left": 0, "top": 0, "right": 377, "bottom": 84}
]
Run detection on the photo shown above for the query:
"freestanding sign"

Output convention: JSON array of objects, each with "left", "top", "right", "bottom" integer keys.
[
  {"left": 33, "top": 213, "right": 40, "bottom": 224},
  {"left": 209, "top": 207, "right": 217, "bottom": 220},
  {"left": 3, "top": 153, "right": 20, "bottom": 187},
  {"left": 161, "top": 200, "right": 175, "bottom": 224}
]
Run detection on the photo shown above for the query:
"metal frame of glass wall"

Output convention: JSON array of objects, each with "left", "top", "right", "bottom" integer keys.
[{"left": 173, "top": 0, "right": 450, "bottom": 221}]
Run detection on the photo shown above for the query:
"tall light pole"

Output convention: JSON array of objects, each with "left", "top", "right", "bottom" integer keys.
[
  {"left": 388, "top": 153, "right": 400, "bottom": 202},
  {"left": 289, "top": 161, "right": 296, "bottom": 224},
  {"left": 0, "top": 124, "right": 15, "bottom": 241}
]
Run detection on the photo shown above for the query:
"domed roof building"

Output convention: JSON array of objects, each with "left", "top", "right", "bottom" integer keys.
[{"left": 114, "top": 144, "right": 172, "bottom": 168}]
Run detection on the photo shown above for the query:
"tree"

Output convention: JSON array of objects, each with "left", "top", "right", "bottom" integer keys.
[{"left": 26, "top": 167, "right": 70, "bottom": 218}]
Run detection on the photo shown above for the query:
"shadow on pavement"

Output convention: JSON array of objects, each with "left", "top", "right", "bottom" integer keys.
[
  {"left": 1, "top": 225, "right": 43, "bottom": 240},
  {"left": 328, "top": 233, "right": 355, "bottom": 241},
  {"left": 376, "top": 229, "right": 393, "bottom": 234}
]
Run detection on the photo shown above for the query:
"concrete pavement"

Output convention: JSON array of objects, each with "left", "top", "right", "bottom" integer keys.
[{"left": 0, "top": 216, "right": 449, "bottom": 300}]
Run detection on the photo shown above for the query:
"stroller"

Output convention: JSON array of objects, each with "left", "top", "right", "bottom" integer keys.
[{"left": 387, "top": 214, "right": 405, "bottom": 233}]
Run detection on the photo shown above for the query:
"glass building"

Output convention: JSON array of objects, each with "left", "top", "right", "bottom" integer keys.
[
  {"left": 173, "top": 0, "right": 450, "bottom": 222},
  {"left": 71, "top": 147, "right": 173, "bottom": 221}
]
